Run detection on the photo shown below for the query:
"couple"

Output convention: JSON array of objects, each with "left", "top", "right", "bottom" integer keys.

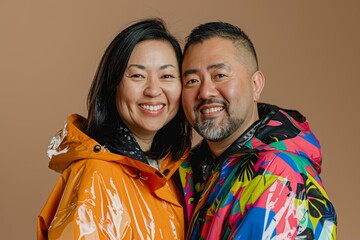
[{"left": 37, "top": 18, "right": 337, "bottom": 239}]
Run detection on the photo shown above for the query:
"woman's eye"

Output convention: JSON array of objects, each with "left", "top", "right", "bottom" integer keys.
[
  {"left": 131, "top": 74, "right": 144, "bottom": 79},
  {"left": 162, "top": 74, "right": 175, "bottom": 79}
]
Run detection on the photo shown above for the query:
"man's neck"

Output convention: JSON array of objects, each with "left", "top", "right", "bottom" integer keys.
[{"left": 206, "top": 130, "right": 243, "bottom": 158}]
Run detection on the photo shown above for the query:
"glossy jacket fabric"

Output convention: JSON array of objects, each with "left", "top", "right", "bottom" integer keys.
[
  {"left": 179, "top": 104, "right": 337, "bottom": 239},
  {"left": 37, "top": 114, "right": 189, "bottom": 240}
]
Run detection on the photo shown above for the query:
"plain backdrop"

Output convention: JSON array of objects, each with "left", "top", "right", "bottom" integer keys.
[{"left": 1, "top": 0, "right": 359, "bottom": 239}]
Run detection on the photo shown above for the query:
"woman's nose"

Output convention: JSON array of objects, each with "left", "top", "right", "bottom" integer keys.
[{"left": 144, "top": 77, "right": 162, "bottom": 97}]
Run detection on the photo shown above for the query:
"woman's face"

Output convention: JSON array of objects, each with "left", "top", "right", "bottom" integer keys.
[{"left": 116, "top": 40, "right": 181, "bottom": 142}]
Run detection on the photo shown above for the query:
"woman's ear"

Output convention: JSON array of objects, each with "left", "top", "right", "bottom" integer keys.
[{"left": 251, "top": 70, "right": 265, "bottom": 101}]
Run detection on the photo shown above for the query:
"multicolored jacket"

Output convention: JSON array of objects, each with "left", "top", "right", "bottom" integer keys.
[
  {"left": 38, "top": 114, "right": 189, "bottom": 239},
  {"left": 179, "top": 103, "right": 337, "bottom": 239}
]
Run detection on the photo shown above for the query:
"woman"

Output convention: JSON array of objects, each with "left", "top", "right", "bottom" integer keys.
[{"left": 37, "top": 18, "right": 192, "bottom": 239}]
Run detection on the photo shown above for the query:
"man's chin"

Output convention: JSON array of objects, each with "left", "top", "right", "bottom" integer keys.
[{"left": 195, "top": 126, "right": 230, "bottom": 142}]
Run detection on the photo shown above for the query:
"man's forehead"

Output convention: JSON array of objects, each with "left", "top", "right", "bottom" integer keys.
[{"left": 184, "top": 39, "right": 256, "bottom": 75}]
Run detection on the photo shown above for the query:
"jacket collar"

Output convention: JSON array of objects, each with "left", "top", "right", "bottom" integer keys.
[
  {"left": 103, "top": 123, "right": 149, "bottom": 164},
  {"left": 191, "top": 103, "right": 278, "bottom": 182}
]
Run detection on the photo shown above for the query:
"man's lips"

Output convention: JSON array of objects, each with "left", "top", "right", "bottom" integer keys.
[
  {"left": 195, "top": 99, "right": 226, "bottom": 115},
  {"left": 200, "top": 106, "right": 225, "bottom": 114}
]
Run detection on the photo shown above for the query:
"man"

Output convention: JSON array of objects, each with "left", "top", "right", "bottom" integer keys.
[{"left": 179, "top": 22, "right": 337, "bottom": 239}]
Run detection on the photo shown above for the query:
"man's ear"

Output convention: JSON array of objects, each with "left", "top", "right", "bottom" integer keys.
[{"left": 251, "top": 70, "right": 265, "bottom": 101}]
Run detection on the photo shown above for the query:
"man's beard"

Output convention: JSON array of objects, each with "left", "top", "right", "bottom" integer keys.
[{"left": 194, "top": 112, "right": 244, "bottom": 142}]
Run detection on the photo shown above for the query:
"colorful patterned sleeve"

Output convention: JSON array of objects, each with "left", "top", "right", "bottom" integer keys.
[{"left": 228, "top": 152, "right": 337, "bottom": 239}]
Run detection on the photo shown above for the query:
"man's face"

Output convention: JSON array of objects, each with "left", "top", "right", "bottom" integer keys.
[{"left": 181, "top": 37, "right": 263, "bottom": 141}]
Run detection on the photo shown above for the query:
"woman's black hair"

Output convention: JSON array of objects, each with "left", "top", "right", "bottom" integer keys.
[{"left": 84, "top": 18, "right": 191, "bottom": 161}]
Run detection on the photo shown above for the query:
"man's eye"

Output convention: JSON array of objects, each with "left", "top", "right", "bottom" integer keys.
[
  {"left": 216, "top": 73, "right": 226, "bottom": 79},
  {"left": 185, "top": 79, "right": 199, "bottom": 86}
]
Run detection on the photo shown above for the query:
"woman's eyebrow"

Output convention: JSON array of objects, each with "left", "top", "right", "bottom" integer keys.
[
  {"left": 160, "top": 64, "right": 176, "bottom": 70},
  {"left": 128, "top": 64, "right": 145, "bottom": 70}
]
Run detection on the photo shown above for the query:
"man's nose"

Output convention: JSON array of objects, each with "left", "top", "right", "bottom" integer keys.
[{"left": 198, "top": 78, "right": 218, "bottom": 100}]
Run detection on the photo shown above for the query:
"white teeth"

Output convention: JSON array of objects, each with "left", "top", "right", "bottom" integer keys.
[
  {"left": 141, "top": 104, "right": 164, "bottom": 111},
  {"left": 202, "top": 107, "right": 224, "bottom": 114}
]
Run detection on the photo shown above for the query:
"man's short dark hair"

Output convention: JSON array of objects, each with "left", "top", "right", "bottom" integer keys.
[{"left": 184, "top": 21, "right": 259, "bottom": 72}]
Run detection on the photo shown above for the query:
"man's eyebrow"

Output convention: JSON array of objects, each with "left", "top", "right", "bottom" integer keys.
[
  {"left": 182, "top": 63, "right": 228, "bottom": 77},
  {"left": 182, "top": 68, "right": 199, "bottom": 77}
]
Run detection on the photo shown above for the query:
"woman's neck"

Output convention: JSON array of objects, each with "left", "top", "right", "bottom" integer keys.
[{"left": 133, "top": 135, "right": 154, "bottom": 152}]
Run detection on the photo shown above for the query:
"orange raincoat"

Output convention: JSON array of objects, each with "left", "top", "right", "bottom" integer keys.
[{"left": 37, "top": 114, "right": 188, "bottom": 239}]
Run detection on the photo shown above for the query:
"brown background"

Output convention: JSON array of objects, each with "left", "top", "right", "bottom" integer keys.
[{"left": 1, "top": 0, "right": 359, "bottom": 239}]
